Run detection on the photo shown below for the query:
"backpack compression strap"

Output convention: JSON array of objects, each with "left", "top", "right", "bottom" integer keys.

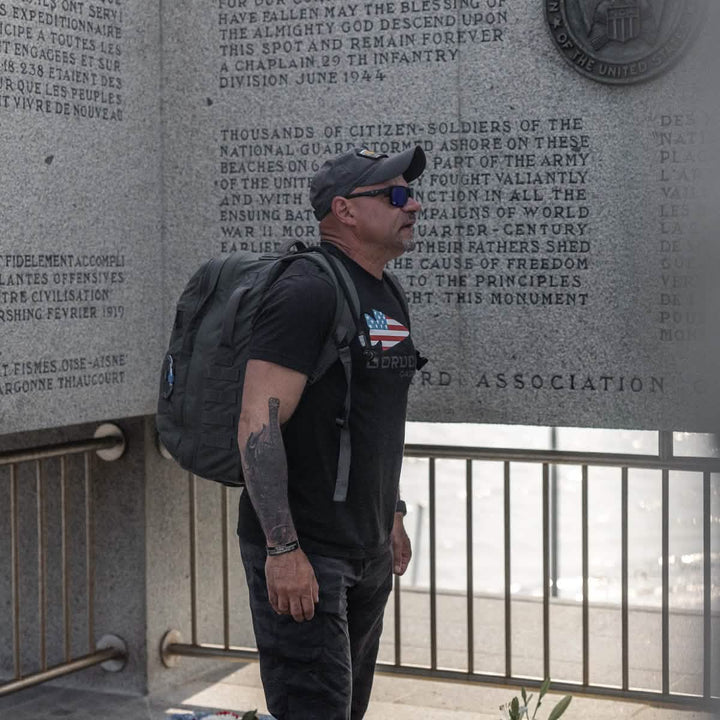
[{"left": 313, "top": 254, "right": 414, "bottom": 502}]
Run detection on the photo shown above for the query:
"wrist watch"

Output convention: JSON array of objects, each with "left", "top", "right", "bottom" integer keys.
[{"left": 395, "top": 500, "right": 407, "bottom": 517}]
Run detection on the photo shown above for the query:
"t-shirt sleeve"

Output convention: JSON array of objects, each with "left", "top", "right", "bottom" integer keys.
[{"left": 248, "top": 263, "right": 337, "bottom": 375}]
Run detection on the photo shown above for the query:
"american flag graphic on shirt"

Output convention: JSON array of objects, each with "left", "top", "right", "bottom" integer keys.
[{"left": 364, "top": 310, "right": 409, "bottom": 351}]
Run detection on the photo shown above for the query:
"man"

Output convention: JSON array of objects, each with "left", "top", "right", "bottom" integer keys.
[{"left": 236, "top": 144, "right": 426, "bottom": 719}]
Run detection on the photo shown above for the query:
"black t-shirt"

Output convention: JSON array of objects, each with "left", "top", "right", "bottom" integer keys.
[{"left": 237, "top": 245, "right": 416, "bottom": 558}]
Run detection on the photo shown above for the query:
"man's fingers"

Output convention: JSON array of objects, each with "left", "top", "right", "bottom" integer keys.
[
  {"left": 265, "top": 550, "right": 319, "bottom": 619},
  {"left": 286, "top": 592, "right": 316, "bottom": 622},
  {"left": 300, "top": 593, "right": 316, "bottom": 621},
  {"left": 393, "top": 538, "right": 412, "bottom": 575},
  {"left": 289, "top": 597, "right": 305, "bottom": 622}
]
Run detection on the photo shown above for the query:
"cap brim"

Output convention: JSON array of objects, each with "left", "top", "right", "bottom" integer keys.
[{"left": 358, "top": 146, "right": 426, "bottom": 188}]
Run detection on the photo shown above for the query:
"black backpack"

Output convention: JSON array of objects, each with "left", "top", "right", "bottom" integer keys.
[{"left": 156, "top": 242, "right": 408, "bottom": 501}]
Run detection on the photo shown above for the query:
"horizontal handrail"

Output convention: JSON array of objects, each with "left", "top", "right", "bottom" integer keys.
[
  {"left": 0, "top": 430, "right": 125, "bottom": 467},
  {"left": 0, "top": 648, "right": 123, "bottom": 697},
  {"left": 166, "top": 642, "right": 260, "bottom": 664},
  {"left": 403, "top": 443, "right": 720, "bottom": 473}
]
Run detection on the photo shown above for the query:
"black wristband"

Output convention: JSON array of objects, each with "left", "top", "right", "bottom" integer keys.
[
  {"left": 266, "top": 540, "right": 299, "bottom": 557},
  {"left": 395, "top": 500, "right": 407, "bottom": 517}
]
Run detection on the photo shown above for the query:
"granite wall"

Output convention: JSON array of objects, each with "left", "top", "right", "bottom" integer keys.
[
  {"left": 2, "top": 0, "right": 718, "bottom": 437},
  {"left": 159, "top": 0, "right": 719, "bottom": 432},
  {"left": 1, "top": 0, "right": 162, "bottom": 435}
]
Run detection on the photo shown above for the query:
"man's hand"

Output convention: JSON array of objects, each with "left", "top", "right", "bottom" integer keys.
[
  {"left": 391, "top": 513, "right": 412, "bottom": 575},
  {"left": 265, "top": 549, "right": 319, "bottom": 622}
]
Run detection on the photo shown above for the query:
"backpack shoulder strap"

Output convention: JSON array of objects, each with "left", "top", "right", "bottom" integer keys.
[
  {"left": 280, "top": 245, "right": 359, "bottom": 502},
  {"left": 180, "top": 255, "right": 229, "bottom": 354}
]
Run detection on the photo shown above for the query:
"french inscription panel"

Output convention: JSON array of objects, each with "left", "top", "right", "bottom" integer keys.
[
  {"left": 0, "top": 0, "right": 124, "bottom": 121},
  {"left": 2, "top": 0, "right": 162, "bottom": 435}
]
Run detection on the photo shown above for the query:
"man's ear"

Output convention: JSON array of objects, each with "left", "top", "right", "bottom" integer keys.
[{"left": 330, "top": 196, "right": 357, "bottom": 226}]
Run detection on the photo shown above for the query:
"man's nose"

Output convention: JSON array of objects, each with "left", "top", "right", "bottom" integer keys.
[{"left": 405, "top": 195, "right": 422, "bottom": 213}]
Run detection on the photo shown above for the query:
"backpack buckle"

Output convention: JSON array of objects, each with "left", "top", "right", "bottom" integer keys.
[{"left": 357, "top": 332, "right": 376, "bottom": 361}]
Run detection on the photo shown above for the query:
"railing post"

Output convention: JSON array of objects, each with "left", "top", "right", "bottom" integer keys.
[
  {"left": 465, "top": 459, "right": 474, "bottom": 675},
  {"left": 428, "top": 458, "right": 437, "bottom": 671},
  {"left": 504, "top": 461, "right": 512, "bottom": 678},
  {"left": 659, "top": 429, "right": 672, "bottom": 697},
  {"left": 703, "top": 471, "right": 712, "bottom": 700},
  {"left": 542, "top": 463, "right": 551, "bottom": 680},
  {"left": 550, "top": 427, "right": 559, "bottom": 599},
  {"left": 658, "top": 430, "right": 674, "bottom": 461}
]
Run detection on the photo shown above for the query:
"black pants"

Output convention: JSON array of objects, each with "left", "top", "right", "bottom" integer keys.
[{"left": 239, "top": 541, "right": 393, "bottom": 720}]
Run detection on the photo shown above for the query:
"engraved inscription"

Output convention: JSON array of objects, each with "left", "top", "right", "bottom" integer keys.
[
  {"left": 652, "top": 111, "right": 708, "bottom": 344},
  {"left": 0, "top": 253, "right": 127, "bottom": 322},
  {"left": 413, "top": 116, "right": 592, "bottom": 308},
  {"left": 0, "top": 351, "right": 127, "bottom": 396},
  {"left": 215, "top": 116, "right": 595, "bottom": 310},
  {"left": 218, "top": 0, "right": 510, "bottom": 89},
  {"left": 0, "top": 0, "right": 124, "bottom": 120}
]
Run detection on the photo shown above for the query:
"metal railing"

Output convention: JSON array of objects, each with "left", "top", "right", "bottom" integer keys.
[
  {"left": 0, "top": 425, "right": 128, "bottom": 697},
  {"left": 161, "top": 475, "right": 259, "bottom": 667},
  {"left": 379, "top": 431, "right": 719, "bottom": 711},
  {"left": 162, "top": 431, "right": 719, "bottom": 712}
]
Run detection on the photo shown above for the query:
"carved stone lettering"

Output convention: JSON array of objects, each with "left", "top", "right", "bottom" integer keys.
[
  {"left": 0, "top": 253, "right": 127, "bottom": 323},
  {"left": 0, "top": 0, "right": 124, "bottom": 120},
  {"left": 217, "top": 0, "right": 510, "bottom": 89},
  {"left": 215, "top": 117, "right": 594, "bottom": 311}
]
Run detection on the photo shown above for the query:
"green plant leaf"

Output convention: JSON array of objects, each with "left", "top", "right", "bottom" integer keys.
[
  {"left": 241, "top": 711, "right": 258, "bottom": 720},
  {"left": 521, "top": 687, "right": 528, "bottom": 705},
  {"left": 510, "top": 696, "right": 520, "bottom": 720},
  {"left": 530, "top": 677, "right": 550, "bottom": 718},
  {"left": 547, "top": 695, "right": 573, "bottom": 720}
]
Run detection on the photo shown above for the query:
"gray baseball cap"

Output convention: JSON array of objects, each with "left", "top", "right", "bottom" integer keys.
[{"left": 310, "top": 145, "right": 426, "bottom": 220}]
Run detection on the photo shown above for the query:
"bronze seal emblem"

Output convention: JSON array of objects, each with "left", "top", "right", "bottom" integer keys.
[{"left": 545, "top": 0, "right": 704, "bottom": 84}]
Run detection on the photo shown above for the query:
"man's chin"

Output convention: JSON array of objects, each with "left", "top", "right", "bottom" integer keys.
[{"left": 401, "top": 230, "right": 416, "bottom": 252}]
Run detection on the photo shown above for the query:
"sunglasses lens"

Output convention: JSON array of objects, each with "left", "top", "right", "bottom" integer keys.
[{"left": 389, "top": 186, "right": 411, "bottom": 207}]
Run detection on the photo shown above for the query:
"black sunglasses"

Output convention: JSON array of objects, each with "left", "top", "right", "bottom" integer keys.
[{"left": 344, "top": 185, "right": 414, "bottom": 208}]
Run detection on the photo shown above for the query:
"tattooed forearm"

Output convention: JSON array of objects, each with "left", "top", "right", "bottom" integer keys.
[{"left": 242, "top": 398, "right": 297, "bottom": 546}]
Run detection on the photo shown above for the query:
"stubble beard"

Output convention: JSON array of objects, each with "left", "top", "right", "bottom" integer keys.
[{"left": 401, "top": 222, "right": 416, "bottom": 252}]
